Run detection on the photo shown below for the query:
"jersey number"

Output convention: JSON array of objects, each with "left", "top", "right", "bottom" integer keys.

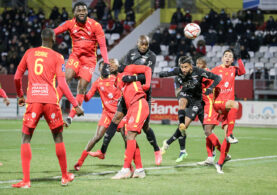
[
  {"left": 68, "top": 59, "right": 79, "bottom": 68},
  {"left": 34, "top": 58, "right": 44, "bottom": 75}
]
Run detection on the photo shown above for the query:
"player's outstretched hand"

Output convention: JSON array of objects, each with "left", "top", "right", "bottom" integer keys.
[
  {"left": 142, "top": 84, "right": 150, "bottom": 91},
  {"left": 75, "top": 106, "right": 84, "bottom": 116},
  {"left": 3, "top": 98, "right": 10, "bottom": 106},
  {"left": 101, "top": 63, "right": 110, "bottom": 78},
  {"left": 122, "top": 75, "right": 137, "bottom": 83},
  {"left": 204, "top": 87, "right": 213, "bottom": 95},
  {"left": 84, "top": 93, "right": 90, "bottom": 102},
  {"left": 159, "top": 71, "right": 167, "bottom": 78},
  {"left": 18, "top": 97, "right": 25, "bottom": 107}
]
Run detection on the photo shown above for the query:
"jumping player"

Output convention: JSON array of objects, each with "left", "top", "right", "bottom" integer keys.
[
  {"left": 112, "top": 64, "right": 152, "bottom": 179},
  {"left": 74, "top": 59, "right": 126, "bottom": 171},
  {"left": 90, "top": 35, "right": 162, "bottom": 165},
  {"left": 54, "top": 2, "right": 109, "bottom": 126},
  {"left": 159, "top": 56, "right": 221, "bottom": 162},
  {"left": 212, "top": 47, "right": 245, "bottom": 173},
  {"left": 12, "top": 28, "right": 84, "bottom": 188}
]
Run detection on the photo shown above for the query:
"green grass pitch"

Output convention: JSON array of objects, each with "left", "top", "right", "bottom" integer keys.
[{"left": 0, "top": 120, "right": 277, "bottom": 194}]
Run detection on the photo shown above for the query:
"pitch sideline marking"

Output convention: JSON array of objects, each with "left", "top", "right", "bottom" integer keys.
[{"left": 0, "top": 155, "right": 277, "bottom": 185}]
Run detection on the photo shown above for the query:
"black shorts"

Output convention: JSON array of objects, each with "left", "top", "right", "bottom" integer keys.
[{"left": 178, "top": 91, "right": 204, "bottom": 123}]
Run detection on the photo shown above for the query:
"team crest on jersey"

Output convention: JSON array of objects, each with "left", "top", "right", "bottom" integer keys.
[
  {"left": 231, "top": 73, "right": 234, "bottom": 76},
  {"left": 129, "top": 116, "right": 134, "bottom": 123},
  {"left": 31, "top": 112, "right": 36, "bottom": 118},
  {"left": 73, "top": 30, "right": 77, "bottom": 33},
  {"left": 224, "top": 82, "right": 229, "bottom": 88},
  {"left": 192, "top": 106, "right": 199, "bottom": 112},
  {"left": 51, "top": 113, "right": 56, "bottom": 119},
  {"left": 100, "top": 86, "right": 104, "bottom": 91},
  {"left": 62, "top": 64, "right": 65, "bottom": 72}
]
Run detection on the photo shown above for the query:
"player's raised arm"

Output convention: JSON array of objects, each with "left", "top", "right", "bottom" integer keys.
[
  {"left": 84, "top": 81, "right": 98, "bottom": 102},
  {"left": 95, "top": 23, "right": 109, "bottom": 64},
  {"left": 200, "top": 69, "right": 221, "bottom": 95},
  {"left": 159, "top": 67, "right": 180, "bottom": 78},
  {"left": 0, "top": 88, "right": 10, "bottom": 106},
  {"left": 54, "top": 20, "right": 70, "bottom": 35},
  {"left": 236, "top": 59, "right": 246, "bottom": 76}
]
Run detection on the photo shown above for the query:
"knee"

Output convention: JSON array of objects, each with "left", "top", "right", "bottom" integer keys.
[
  {"left": 233, "top": 101, "right": 239, "bottom": 109},
  {"left": 112, "top": 112, "right": 124, "bottom": 124}
]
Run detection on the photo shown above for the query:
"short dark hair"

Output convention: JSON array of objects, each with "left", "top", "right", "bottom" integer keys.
[
  {"left": 178, "top": 56, "right": 193, "bottom": 66},
  {"left": 73, "top": 1, "right": 87, "bottom": 12},
  {"left": 223, "top": 49, "right": 234, "bottom": 56},
  {"left": 41, "top": 28, "right": 54, "bottom": 41}
]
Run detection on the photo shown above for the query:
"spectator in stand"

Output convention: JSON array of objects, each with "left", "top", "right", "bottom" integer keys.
[
  {"left": 152, "top": 28, "right": 163, "bottom": 44},
  {"left": 95, "top": 0, "right": 106, "bottom": 20},
  {"left": 263, "top": 31, "right": 274, "bottom": 45},
  {"left": 183, "top": 10, "right": 192, "bottom": 24},
  {"left": 125, "top": 7, "right": 135, "bottom": 23},
  {"left": 113, "top": 19, "right": 124, "bottom": 34},
  {"left": 0, "top": 64, "right": 7, "bottom": 74},
  {"left": 266, "top": 16, "right": 276, "bottom": 31},
  {"left": 217, "top": 29, "right": 225, "bottom": 44},
  {"left": 124, "top": 0, "right": 134, "bottom": 13},
  {"left": 196, "top": 40, "right": 206, "bottom": 57},
  {"left": 8, "top": 63, "right": 15, "bottom": 74},
  {"left": 253, "top": 9, "right": 264, "bottom": 27},
  {"left": 240, "top": 45, "right": 250, "bottom": 60},
  {"left": 112, "top": 0, "right": 122, "bottom": 20},
  {"left": 61, "top": 7, "right": 69, "bottom": 22},
  {"left": 226, "top": 28, "right": 236, "bottom": 45},
  {"left": 218, "top": 9, "right": 228, "bottom": 21},
  {"left": 200, "top": 16, "right": 209, "bottom": 36},
  {"left": 248, "top": 35, "right": 260, "bottom": 52},
  {"left": 205, "top": 28, "right": 217, "bottom": 45},
  {"left": 169, "top": 40, "right": 177, "bottom": 55},
  {"left": 171, "top": 7, "right": 183, "bottom": 25},
  {"left": 161, "top": 28, "right": 172, "bottom": 45},
  {"left": 149, "top": 38, "right": 161, "bottom": 55},
  {"left": 49, "top": 6, "right": 60, "bottom": 21},
  {"left": 235, "top": 19, "right": 245, "bottom": 35}
]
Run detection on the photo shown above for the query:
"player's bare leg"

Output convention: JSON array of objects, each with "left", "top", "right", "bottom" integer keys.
[
  {"left": 52, "top": 127, "right": 74, "bottom": 186},
  {"left": 142, "top": 120, "right": 162, "bottom": 166},
  {"left": 225, "top": 100, "right": 239, "bottom": 143},
  {"left": 66, "top": 78, "right": 89, "bottom": 126},
  {"left": 75, "top": 126, "right": 107, "bottom": 171}
]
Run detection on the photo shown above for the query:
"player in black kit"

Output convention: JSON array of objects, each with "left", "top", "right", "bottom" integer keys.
[
  {"left": 159, "top": 56, "right": 221, "bottom": 162},
  {"left": 90, "top": 35, "right": 162, "bottom": 165}
]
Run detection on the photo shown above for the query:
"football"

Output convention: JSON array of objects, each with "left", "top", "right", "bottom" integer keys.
[{"left": 184, "top": 23, "right": 201, "bottom": 39}]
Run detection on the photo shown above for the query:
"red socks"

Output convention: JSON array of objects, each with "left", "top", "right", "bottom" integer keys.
[
  {"left": 205, "top": 137, "right": 213, "bottom": 157},
  {"left": 78, "top": 150, "right": 88, "bottom": 165},
  {"left": 227, "top": 108, "right": 238, "bottom": 136},
  {"left": 21, "top": 143, "right": 32, "bottom": 183},
  {"left": 123, "top": 140, "right": 136, "bottom": 168},
  {"left": 218, "top": 139, "right": 230, "bottom": 165},
  {"left": 208, "top": 133, "right": 221, "bottom": 151},
  {"left": 55, "top": 142, "right": 67, "bottom": 178},
  {"left": 133, "top": 144, "right": 142, "bottom": 169},
  {"left": 69, "top": 94, "right": 84, "bottom": 118},
  {"left": 56, "top": 86, "right": 64, "bottom": 101}
]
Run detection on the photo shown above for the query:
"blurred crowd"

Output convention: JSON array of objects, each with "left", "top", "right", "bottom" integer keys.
[
  {"left": 149, "top": 8, "right": 277, "bottom": 65},
  {"left": 0, "top": 0, "right": 135, "bottom": 75}
]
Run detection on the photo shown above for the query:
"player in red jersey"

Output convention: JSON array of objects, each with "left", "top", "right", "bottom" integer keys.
[
  {"left": 212, "top": 47, "right": 246, "bottom": 173},
  {"left": 74, "top": 59, "right": 126, "bottom": 171},
  {"left": 0, "top": 85, "right": 10, "bottom": 106},
  {"left": 12, "top": 28, "right": 84, "bottom": 188},
  {"left": 54, "top": 2, "right": 109, "bottom": 126},
  {"left": 195, "top": 58, "right": 223, "bottom": 166},
  {"left": 112, "top": 65, "right": 152, "bottom": 179}
]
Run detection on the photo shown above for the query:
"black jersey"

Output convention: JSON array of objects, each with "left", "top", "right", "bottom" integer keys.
[
  {"left": 161, "top": 67, "right": 221, "bottom": 101},
  {"left": 124, "top": 48, "right": 156, "bottom": 76}
]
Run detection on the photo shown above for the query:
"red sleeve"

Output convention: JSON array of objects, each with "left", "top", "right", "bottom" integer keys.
[
  {"left": 14, "top": 50, "right": 29, "bottom": 97},
  {"left": 236, "top": 59, "right": 246, "bottom": 76},
  {"left": 124, "top": 65, "right": 152, "bottom": 90},
  {"left": 0, "top": 88, "right": 8, "bottom": 98},
  {"left": 55, "top": 54, "right": 66, "bottom": 77},
  {"left": 57, "top": 76, "right": 78, "bottom": 107},
  {"left": 54, "top": 20, "right": 70, "bottom": 35},
  {"left": 85, "top": 80, "right": 98, "bottom": 101},
  {"left": 95, "top": 23, "right": 109, "bottom": 63}
]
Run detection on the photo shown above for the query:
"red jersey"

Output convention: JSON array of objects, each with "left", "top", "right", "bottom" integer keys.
[
  {"left": 202, "top": 67, "right": 213, "bottom": 103},
  {"left": 0, "top": 88, "right": 8, "bottom": 98},
  {"left": 212, "top": 60, "right": 245, "bottom": 101},
  {"left": 54, "top": 18, "right": 105, "bottom": 58},
  {"left": 86, "top": 74, "right": 121, "bottom": 114},
  {"left": 15, "top": 47, "right": 65, "bottom": 104},
  {"left": 116, "top": 65, "right": 152, "bottom": 109}
]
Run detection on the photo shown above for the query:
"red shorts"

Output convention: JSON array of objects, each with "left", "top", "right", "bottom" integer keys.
[
  {"left": 213, "top": 100, "right": 228, "bottom": 115},
  {"left": 23, "top": 103, "right": 63, "bottom": 134},
  {"left": 125, "top": 98, "right": 149, "bottom": 134},
  {"left": 203, "top": 103, "right": 219, "bottom": 125},
  {"left": 66, "top": 53, "right": 96, "bottom": 82},
  {"left": 98, "top": 110, "right": 126, "bottom": 131}
]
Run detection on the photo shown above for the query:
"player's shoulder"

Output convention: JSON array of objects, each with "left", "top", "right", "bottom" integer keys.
[
  {"left": 147, "top": 49, "right": 156, "bottom": 57},
  {"left": 87, "top": 17, "right": 101, "bottom": 27}
]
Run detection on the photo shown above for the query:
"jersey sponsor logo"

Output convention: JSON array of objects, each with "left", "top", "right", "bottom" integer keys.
[
  {"left": 31, "top": 83, "right": 49, "bottom": 96},
  {"left": 224, "top": 82, "right": 229, "bottom": 88},
  {"left": 128, "top": 116, "right": 134, "bottom": 123},
  {"left": 100, "top": 86, "right": 104, "bottom": 91},
  {"left": 35, "top": 51, "right": 48, "bottom": 57},
  {"left": 108, "top": 93, "right": 113, "bottom": 99}
]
